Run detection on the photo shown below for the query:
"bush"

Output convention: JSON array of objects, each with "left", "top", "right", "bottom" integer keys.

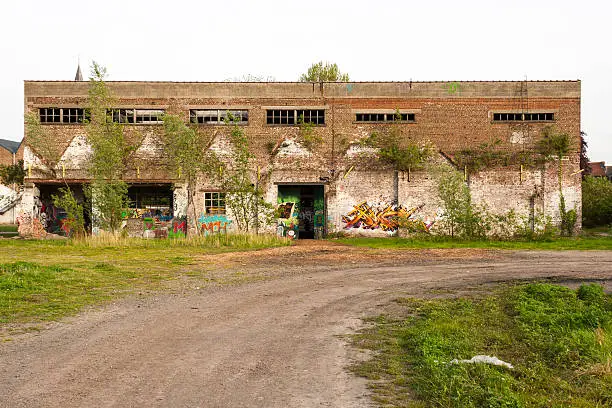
[{"left": 582, "top": 176, "right": 612, "bottom": 227}]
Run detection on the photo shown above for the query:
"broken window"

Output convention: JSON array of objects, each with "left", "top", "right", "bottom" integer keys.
[
  {"left": 355, "top": 112, "right": 415, "bottom": 123},
  {"left": 108, "top": 109, "right": 135, "bottom": 123},
  {"left": 135, "top": 109, "right": 164, "bottom": 124},
  {"left": 190, "top": 109, "right": 249, "bottom": 124},
  {"left": 106, "top": 109, "right": 165, "bottom": 124},
  {"left": 266, "top": 109, "right": 325, "bottom": 125},
  {"left": 203, "top": 192, "right": 226, "bottom": 215},
  {"left": 493, "top": 112, "right": 554, "bottom": 122}
]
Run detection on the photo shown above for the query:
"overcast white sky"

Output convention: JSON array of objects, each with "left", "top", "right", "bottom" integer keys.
[{"left": 1, "top": 0, "right": 610, "bottom": 161}]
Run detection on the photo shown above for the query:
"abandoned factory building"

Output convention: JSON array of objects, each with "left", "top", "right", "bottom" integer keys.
[{"left": 21, "top": 80, "right": 582, "bottom": 238}]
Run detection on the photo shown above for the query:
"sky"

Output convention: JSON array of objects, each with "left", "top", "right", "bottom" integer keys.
[{"left": 1, "top": 0, "right": 610, "bottom": 161}]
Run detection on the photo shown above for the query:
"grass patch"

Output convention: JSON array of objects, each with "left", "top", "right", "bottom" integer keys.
[
  {"left": 0, "top": 234, "right": 290, "bottom": 325},
  {"left": 336, "top": 236, "right": 612, "bottom": 250},
  {"left": 351, "top": 283, "right": 612, "bottom": 407}
]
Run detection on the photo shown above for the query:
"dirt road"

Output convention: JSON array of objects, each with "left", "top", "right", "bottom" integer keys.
[{"left": 1, "top": 243, "right": 611, "bottom": 408}]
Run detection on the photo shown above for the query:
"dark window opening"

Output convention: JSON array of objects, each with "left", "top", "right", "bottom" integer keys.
[
  {"left": 127, "top": 185, "right": 173, "bottom": 220},
  {"left": 493, "top": 112, "right": 554, "bottom": 122},
  {"left": 355, "top": 112, "right": 415, "bottom": 122},
  {"left": 108, "top": 109, "right": 135, "bottom": 123},
  {"left": 266, "top": 109, "right": 325, "bottom": 125},
  {"left": 297, "top": 109, "right": 325, "bottom": 125}
]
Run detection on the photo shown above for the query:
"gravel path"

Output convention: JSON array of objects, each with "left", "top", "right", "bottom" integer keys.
[{"left": 1, "top": 245, "right": 611, "bottom": 408}]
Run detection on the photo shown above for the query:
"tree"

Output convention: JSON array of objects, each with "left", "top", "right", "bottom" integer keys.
[
  {"left": 537, "top": 126, "right": 576, "bottom": 235},
  {"left": 85, "top": 62, "right": 132, "bottom": 233},
  {"left": 299, "top": 61, "right": 349, "bottom": 82},
  {"left": 580, "top": 131, "right": 589, "bottom": 178},
  {"left": 52, "top": 186, "right": 86, "bottom": 237},
  {"left": 582, "top": 176, "right": 612, "bottom": 227},
  {"left": 220, "top": 121, "right": 274, "bottom": 233},
  {"left": 0, "top": 160, "right": 25, "bottom": 185},
  {"left": 435, "top": 166, "right": 488, "bottom": 238},
  {"left": 161, "top": 113, "right": 220, "bottom": 235}
]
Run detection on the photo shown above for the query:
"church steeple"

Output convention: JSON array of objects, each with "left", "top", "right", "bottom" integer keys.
[{"left": 75, "top": 60, "right": 83, "bottom": 81}]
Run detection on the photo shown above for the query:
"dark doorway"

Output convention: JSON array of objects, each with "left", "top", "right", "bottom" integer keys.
[
  {"left": 38, "top": 183, "right": 91, "bottom": 235},
  {"left": 277, "top": 184, "right": 324, "bottom": 239}
]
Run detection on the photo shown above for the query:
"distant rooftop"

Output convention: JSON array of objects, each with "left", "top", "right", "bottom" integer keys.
[{"left": 0, "top": 139, "right": 21, "bottom": 154}]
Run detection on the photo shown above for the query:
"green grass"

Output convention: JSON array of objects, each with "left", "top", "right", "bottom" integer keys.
[
  {"left": 0, "top": 234, "right": 291, "bottom": 324},
  {"left": 336, "top": 236, "right": 612, "bottom": 250},
  {"left": 351, "top": 283, "right": 612, "bottom": 407}
]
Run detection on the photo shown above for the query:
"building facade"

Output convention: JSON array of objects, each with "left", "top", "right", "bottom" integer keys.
[{"left": 21, "top": 80, "right": 582, "bottom": 238}]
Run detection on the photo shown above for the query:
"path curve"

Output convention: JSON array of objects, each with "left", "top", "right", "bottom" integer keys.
[{"left": 1, "top": 248, "right": 611, "bottom": 407}]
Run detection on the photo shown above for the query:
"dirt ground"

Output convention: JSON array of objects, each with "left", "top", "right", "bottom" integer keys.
[{"left": 1, "top": 242, "right": 611, "bottom": 408}]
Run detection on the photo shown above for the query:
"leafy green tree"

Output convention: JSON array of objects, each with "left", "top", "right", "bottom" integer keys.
[
  {"left": 220, "top": 121, "right": 274, "bottom": 233},
  {"left": 0, "top": 160, "right": 25, "bottom": 185},
  {"left": 582, "top": 176, "right": 612, "bottom": 227},
  {"left": 161, "top": 113, "right": 220, "bottom": 235},
  {"left": 435, "top": 166, "right": 489, "bottom": 238},
  {"left": 85, "top": 62, "right": 132, "bottom": 233},
  {"left": 299, "top": 61, "right": 349, "bottom": 82}
]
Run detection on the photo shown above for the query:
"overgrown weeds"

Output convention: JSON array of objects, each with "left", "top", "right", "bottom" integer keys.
[
  {"left": 351, "top": 283, "right": 612, "bottom": 407},
  {"left": 69, "top": 232, "right": 290, "bottom": 249}
]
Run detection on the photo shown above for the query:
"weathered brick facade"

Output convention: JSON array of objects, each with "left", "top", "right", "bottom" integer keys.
[{"left": 21, "top": 80, "right": 582, "bottom": 237}]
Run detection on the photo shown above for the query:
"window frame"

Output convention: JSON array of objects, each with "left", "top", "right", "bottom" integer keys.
[
  {"left": 106, "top": 108, "right": 165, "bottom": 124},
  {"left": 190, "top": 109, "right": 249, "bottom": 125},
  {"left": 492, "top": 112, "right": 555, "bottom": 123},
  {"left": 39, "top": 107, "right": 88, "bottom": 124},
  {"left": 353, "top": 111, "right": 416, "bottom": 124},
  {"left": 203, "top": 192, "right": 226, "bottom": 215},
  {"left": 266, "top": 109, "right": 325, "bottom": 126}
]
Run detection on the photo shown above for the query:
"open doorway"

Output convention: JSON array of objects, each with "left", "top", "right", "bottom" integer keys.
[{"left": 277, "top": 184, "right": 324, "bottom": 239}]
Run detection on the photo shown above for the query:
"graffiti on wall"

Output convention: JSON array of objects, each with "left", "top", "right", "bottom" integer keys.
[
  {"left": 198, "top": 214, "right": 232, "bottom": 235},
  {"left": 276, "top": 202, "right": 299, "bottom": 239},
  {"left": 342, "top": 201, "right": 436, "bottom": 232},
  {"left": 122, "top": 208, "right": 173, "bottom": 222},
  {"left": 169, "top": 217, "right": 187, "bottom": 238},
  {"left": 17, "top": 212, "right": 47, "bottom": 238}
]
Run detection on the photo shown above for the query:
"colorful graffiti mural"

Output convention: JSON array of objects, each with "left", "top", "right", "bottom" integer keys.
[
  {"left": 17, "top": 213, "right": 47, "bottom": 238},
  {"left": 276, "top": 202, "right": 299, "bottom": 239},
  {"left": 342, "top": 201, "right": 436, "bottom": 232},
  {"left": 169, "top": 217, "right": 187, "bottom": 238},
  {"left": 198, "top": 214, "right": 232, "bottom": 235}
]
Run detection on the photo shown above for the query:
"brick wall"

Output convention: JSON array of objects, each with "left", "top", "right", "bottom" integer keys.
[{"left": 22, "top": 81, "right": 582, "bottom": 235}]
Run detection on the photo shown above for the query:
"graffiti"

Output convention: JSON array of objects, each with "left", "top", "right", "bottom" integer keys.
[
  {"left": 277, "top": 202, "right": 295, "bottom": 219},
  {"left": 342, "top": 201, "right": 436, "bottom": 232},
  {"left": 447, "top": 81, "right": 460, "bottom": 94},
  {"left": 143, "top": 217, "right": 156, "bottom": 231},
  {"left": 123, "top": 208, "right": 172, "bottom": 221},
  {"left": 168, "top": 217, "right": 187, "bottom": 238},
  {"left": 276, "top": 202, "right": 299, "bottom": 239},
  {"left": 198, "top": 214, "right": 231, "bottom": 235},
  {"left": 17, "top": 213, "right": 47, "bottom": 239}
]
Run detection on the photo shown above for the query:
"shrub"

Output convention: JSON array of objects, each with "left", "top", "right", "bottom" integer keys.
[{"left": 582, "top": 175, "right": 612, "bottom": 227}]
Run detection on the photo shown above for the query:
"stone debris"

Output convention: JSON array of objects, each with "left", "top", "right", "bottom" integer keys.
[{"left": 449, "top": 355, "right": 514, "bottom": 369}]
